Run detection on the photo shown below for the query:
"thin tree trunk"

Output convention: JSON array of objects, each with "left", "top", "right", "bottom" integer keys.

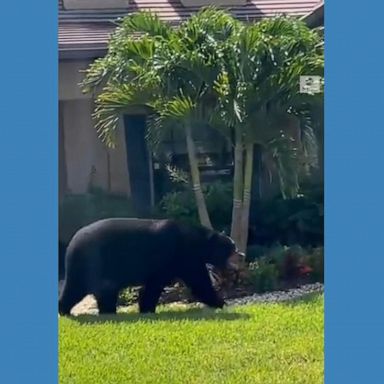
[
  {"left": 230, "top": 130, "right": 244, "bottom": 245},
  {"left": 185, "top": 121, "right": 213, "bottom": 229},
  {"left": 239, "top": 143, "right": 254, "bottom": 253}
]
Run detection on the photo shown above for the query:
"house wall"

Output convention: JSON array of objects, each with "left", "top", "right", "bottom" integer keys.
[
  {"left": 59, "top": 60, "right": 131, "bottom": 197},
  {"left": 59, "top": 103, "right": 67, "bottom": 202},
  {"left": 59, "top": 60, "right": 92, "bottom": 101}
]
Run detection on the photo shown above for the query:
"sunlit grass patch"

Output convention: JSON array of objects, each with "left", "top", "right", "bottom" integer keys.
[{"left": 59, "top": 294, "right": 323, "bottom": 384}]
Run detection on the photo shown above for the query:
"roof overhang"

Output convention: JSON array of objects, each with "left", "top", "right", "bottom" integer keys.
[
  {"left": 59, "top": 47, "right": 108, "bottom": 60},
  {"left": 300, "top": 1, "right": 324, "bottom": 28},
  {"left": 59, "top": 1, "right": 322, "bottom": 59}
]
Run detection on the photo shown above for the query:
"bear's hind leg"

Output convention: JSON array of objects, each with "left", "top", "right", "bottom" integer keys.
[
  {"left": 138, "top": 278, "right": 168, "bottom": 313},
  {"left": 95, "top": 282, "right": 119, "bottom": 315},
  {"left": 59, "top": 281, "right": 87, "bottom": 316}
]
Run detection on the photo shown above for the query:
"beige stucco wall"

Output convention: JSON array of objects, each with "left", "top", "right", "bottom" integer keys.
[
  {"left": 59, "top": 60, "right": 93, "bottom": 101},
  {"left": 61, "top": 99, "right": 107, "bottom": 193},
  {"left": 59, "top": 60, "right": 131, "bottom": 197}
]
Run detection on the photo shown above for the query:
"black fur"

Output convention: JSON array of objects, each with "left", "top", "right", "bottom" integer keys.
[{"left": 59, "top": 218, "right": 239, "bottom": 315}]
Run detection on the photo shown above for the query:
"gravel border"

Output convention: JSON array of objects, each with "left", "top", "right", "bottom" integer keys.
[
  {"left": 226, "top": 283, "right": 324, "bottom": 306},
  {"left": 69, "top": 283, "right": 323, "bottom": 316}
]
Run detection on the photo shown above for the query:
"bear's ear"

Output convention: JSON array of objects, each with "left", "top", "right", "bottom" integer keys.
[{"left": 227, "top": 235, "right": 235, "bottom": 246}]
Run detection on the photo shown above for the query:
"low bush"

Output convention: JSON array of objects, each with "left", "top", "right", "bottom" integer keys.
[
  {"left": 249, "top": 184, "right": 323, "bottom": 247},
  {"left": 158, "top": 181, "right": 233, "bottom": 231},
  {"left": 59, "top": 190, "right": 138, "bottom": 242},
  {"left": 269, "top": 244, "right": 306, "bottom": 281},
  {"left": 244, "top": 245, "right": 324, "bottom": 292},
  {"left": 246, "top": 259, "right": 279, "bottom": 293},
  {"left": 159, "top": 179, "right": 323, "bottom": 247},
  {"left": 307, "top": 247, "right": 324, "bottom": 283},
  {"left": 245, "top": 244, "right": 269, "bottom": 263},
  {"left": 157, "top": 190, "right": 199, "bottom": 226},
  {"left": 118, "top": 288, "right": 139, "bottom": 306}
]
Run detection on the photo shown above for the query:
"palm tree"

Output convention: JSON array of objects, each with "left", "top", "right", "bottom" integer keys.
[{"left": 211, "top": 16, "right": 324, "bottom": 252}]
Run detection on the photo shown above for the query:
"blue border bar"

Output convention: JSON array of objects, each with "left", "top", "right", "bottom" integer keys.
[
  {"left": 1, "top": 0, "right": 384, "bottom": 383},
  {"left": 0, "top": 1, "right": 58, "bottom": 383},
  {"left": 326, "top": 1, "right": 384, "bottom": 383}
]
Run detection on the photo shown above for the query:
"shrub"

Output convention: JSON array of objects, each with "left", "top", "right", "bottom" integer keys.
[
  {"left": 244, "top": 244, "right": 323, "bottom": 293},
  {"left": 59, "top": 190, "right": 138, "bottom": 242},
  {"left": 245, "top": 244, "right": 269, "bottom": 263},
  {"left": 158, "top": 181, "right": 233, "bottom": 230},
  {"left": 307, "top": 247, "right": 324, "bottom": 283},
  {"left": 247, "top": 260, "right": 279, "bottom": 293},
  {"left": 249, "top": 184, "right": 323, "bottom": 247},
  {"left": 118, "top": 288, "right": 139, "bottom": 306},
  {"left": 157, "top": 190, "right": 199, "bottom": 226},
  {"left": 204, "top": 181, "right": 233, "bottom": 231},
  {"left": 270, "top": 244, "right": 305, "bottom": 281},
  {"left": 159, "top": 177, "right": 323, "bottom": 248}
]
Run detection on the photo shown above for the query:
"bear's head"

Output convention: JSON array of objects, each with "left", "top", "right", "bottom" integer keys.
[{"left": 205, "top": 232, "right": 244, "bottom": 272}]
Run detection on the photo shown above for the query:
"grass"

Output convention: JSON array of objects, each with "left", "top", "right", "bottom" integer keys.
[{"left": 59, "top": 293, "right": 323, "bottom": 384}]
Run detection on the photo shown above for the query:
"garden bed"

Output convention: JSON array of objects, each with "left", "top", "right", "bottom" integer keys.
[{"left": 69, "top": 282, "right": 323, "bottom": 316}]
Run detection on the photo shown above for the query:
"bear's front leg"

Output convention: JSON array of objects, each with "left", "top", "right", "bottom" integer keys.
[
  {"left": 138, "top": 276, "right": 169, "bottom": 313},
  {"left": 181, "top": 264, "right": 225, "bottom": 309}
]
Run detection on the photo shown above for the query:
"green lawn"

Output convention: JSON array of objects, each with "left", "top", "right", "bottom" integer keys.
[{"left": 59, "top": 294, "right": 323, "bottom": 384}]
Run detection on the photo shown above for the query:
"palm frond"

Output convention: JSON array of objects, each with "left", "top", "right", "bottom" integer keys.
[
  {"left": 92, "top": 82, "right": 158, "bottom": 147},
  {"left": 268, "top": 131, "right": 300, "bottom": 199},
  {"left": 146, "top": 95, "right": 196, "bottom": 153},
  {"left": 118, "top": 12, "right": 172, "bottom": 38},
  {"left": 298, "top": 111, "right": 319, "bottom": 173}
]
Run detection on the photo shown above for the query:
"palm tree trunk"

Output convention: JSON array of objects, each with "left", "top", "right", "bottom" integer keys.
[
  {"left": 230, "top": 130, "right": 244, "bottom": 245},
  {"left": 185, "top": 121, "right": 213, "bottom": 229},
  {"left": 238, "top": 143, "right": 254, "bottom": 253}
]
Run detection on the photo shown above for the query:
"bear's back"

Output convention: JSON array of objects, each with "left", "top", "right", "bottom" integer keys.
[{"left": 65, "top": 218, "right": 182, "bottom": 284}]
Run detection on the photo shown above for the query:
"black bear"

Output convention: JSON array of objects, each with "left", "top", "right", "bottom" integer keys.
[{"left": 59, "top": 218, "right": 242, "bottom": 315}]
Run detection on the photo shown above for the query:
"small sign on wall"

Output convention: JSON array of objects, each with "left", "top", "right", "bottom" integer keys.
[{"left": 300, "top": 76, "right": 322, "bottom": 94}]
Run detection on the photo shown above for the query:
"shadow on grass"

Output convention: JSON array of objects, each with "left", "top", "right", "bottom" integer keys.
[{"left": 71, "top": 307, "right": 250, "bottom": 325}]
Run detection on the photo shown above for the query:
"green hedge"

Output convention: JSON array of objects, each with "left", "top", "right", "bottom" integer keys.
[
  {"left": 245, "top": 245, "right": 324, "bottom": 293},
  {"left": 59, "top": 191, "right": 139, "bottom": 242}
]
